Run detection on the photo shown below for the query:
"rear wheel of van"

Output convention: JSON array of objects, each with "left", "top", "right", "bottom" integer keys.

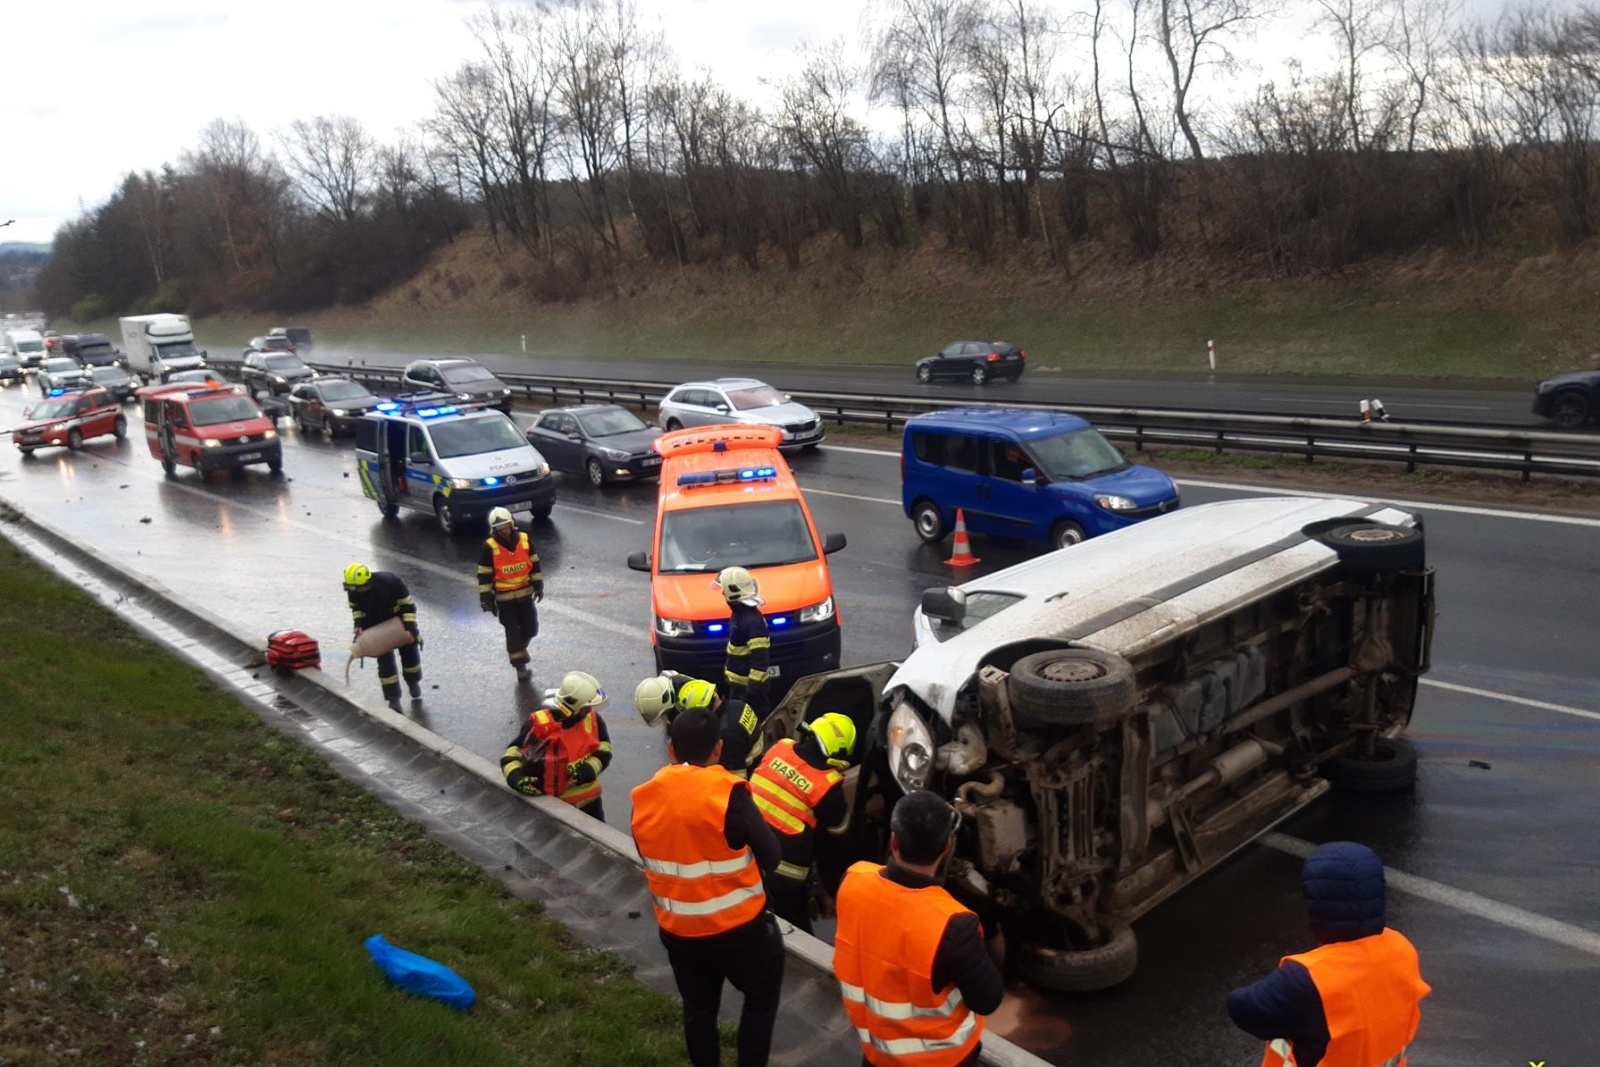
[
  {"left": 912, "top": 500, "right": 947, "bottom": 543},
  {"left": 1015, "top": 916, "right": 1138, "bottom": 994},
  {"left": 1051, "top": 520, "right": 1087, "bottom": 550},
  {"left": 1317, "top": 522, "right": 1424, "bottom": 575},
  {"left": 1324, "top": 738, "right": 1418, "bottom": 794},
  {"left": 1008, "top": 648, "right": 1137, "bottom": 727},
  {"left": 434, "top": 497, "right": 458, "bottom": 535}
]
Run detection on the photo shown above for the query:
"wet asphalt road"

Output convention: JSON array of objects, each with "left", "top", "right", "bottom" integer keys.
[
  {"left": 312, "top": 345, "right": 1549, "bottom": 427},
  {"left": 0, "top": 381, "right": 1595, "bottom": 1066}
]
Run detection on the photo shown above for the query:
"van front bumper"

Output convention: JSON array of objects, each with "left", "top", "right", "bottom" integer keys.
[
  {"left": 655, "top": 618, "right": 842, "bottom": 694},
  {"left": 447, "top": 477, "right": 556, "bottom": 520}
]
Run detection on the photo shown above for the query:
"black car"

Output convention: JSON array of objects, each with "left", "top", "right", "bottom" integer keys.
[
  {"left": 241, "top": 350, "right": 316, "bottom": 397},
  {"left": 526, "top": 404, "right": 664, "bottom": 486},
  {"left": 287, "top": 377, "right": 380, "bottom": 437},
  {"left": 74, "top": 333, "right": 123, "bottom": 368},
  {"left": 402, "top": 358, "right": 513, "bottom": 414},
  {"left": 86, "top": 365, "right": 139, "bottom": 403},
  {"left": 1533, "top": 368, "right": 1600, "bottom": 429},
  {"left": 0, "top": 354, "right": 24, "bottom": 386},
  {"left": 915, "top": 339, "right": 1027, "bottom": 385},
  {"left": 38, "top": 357, "right": 90, "bottom": 395}
]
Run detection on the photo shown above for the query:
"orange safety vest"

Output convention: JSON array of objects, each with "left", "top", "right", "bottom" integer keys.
[
  {"left": 833, "top": 861, "right": 983, "bottom": 1067},
  {"left": 631, "top": 763, "right": 767, "bottom": 939},
  {"left": 1259, "top": 928, "right": 1430, "bottom": 1067},
  {"left": 522, "top": 707, "right": 602, "bottom": 806},
  {"left": 489, "top": 534, "right": 535, "bottom": 599},
  {"left": 749, "top": 738, "right": 843, "bottom": 837}
]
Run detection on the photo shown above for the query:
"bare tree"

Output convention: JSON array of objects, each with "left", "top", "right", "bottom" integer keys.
[
  {"left": 279, "top": 115, "right": 375, "bottom": 226},
  {"left": 777, "top": 42, "right": 872, "bottom": 250},
  {"left": 1153, "top": 0, "right": 1268, "bottom": 166}
]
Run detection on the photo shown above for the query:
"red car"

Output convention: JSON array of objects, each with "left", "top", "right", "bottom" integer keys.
[{"left": 14, "top": 387, "right": 128, "bottom": 456}]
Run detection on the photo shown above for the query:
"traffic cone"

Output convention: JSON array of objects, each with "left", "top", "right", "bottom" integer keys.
[{"left": 945, "top": 509, "right": 980, "bottom": 567}]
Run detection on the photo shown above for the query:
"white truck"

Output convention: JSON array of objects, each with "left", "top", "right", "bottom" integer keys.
[{"left": 119, "top": 314, "right": 208, "bottom": 382}]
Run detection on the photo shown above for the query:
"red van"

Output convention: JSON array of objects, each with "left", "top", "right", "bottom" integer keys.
[{"left": 136, "top": 382, "right": 282, "bottom": 475}]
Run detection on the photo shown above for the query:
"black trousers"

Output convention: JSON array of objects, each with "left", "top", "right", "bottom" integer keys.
[
  {"left": 375, "top": 643, "right": 422, "bottom": 702},
  {"left": 574, "top": 796, "right": 605, "bottom": 823},
  {"left": 662, "top": 912, "right": 784, "bottom": 1067},
  {"left": 762, "top": 869, "right": 812, "bottom": 934},
  {"left": 497, "top": 598, "right": 538, "bottom": 666}
]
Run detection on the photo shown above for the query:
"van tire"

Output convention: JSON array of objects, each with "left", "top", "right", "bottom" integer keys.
[
  {"left": 912, "top": 500, "right": 947, "bottom": 543},
  {"left": 1051, "top": 520, "right": 1087, "bottom": 550},
  {"left": 1015, "top": 916, "right": 1138, "bottom": 994},
  {"left": 1008, "top": 648, "right": 1137, "bottom": 727},
  {"left": 1317, "top": 523, "right": 1424, "bottom": 575},
  {"left": 434, "top": 497, "right": 457, "bottom": 535},
  {"left": 532, "top": 505, "right": 552, "bottom": 520},
  {"left": 1324, "top": 738, "right": 1418, "bottom": 794},
  {"left": 380, "top": 500, "right": 400, "bottom": 519},
  {"left": 267, "top": 449, "right": 283, "bottom": 474}
]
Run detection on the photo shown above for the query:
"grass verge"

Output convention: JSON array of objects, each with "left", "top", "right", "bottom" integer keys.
[{"left": 0, "top": 536, "right": 688, "bottom": 1066}]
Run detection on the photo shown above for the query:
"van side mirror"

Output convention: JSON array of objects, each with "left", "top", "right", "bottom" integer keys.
[
  {"left": 1021, "top": 467, "right": 1039, "bottom": 486},
  {"left": 627, "top": 551, "right": 651, "bottom": 572},
  {"left": 822, "top": 532, "right": 847, "bottom": 554},
  {"left": 921, "top": 586, "right": 967, "bottom": 625}
]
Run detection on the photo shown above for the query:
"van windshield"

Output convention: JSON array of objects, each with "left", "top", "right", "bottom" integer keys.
[
  {"left": 16, "top": 340, "right": 43, "bottom": 354},
  {"left": 428, "top": 415, "right": 526, "bottom": 458},
  {"left": 658, "top": 500, "right": 818, "bottom": 572},
  {"left": 189, "top": 396, "right": 262, "bottom": 426},
  {"left": 1030, "top": 428, "right": 1128, "bottom": 480},
  {"left": 155, "top": 343, "right": 200, "bottom": 360},
  {"left": 925, "top": 591, "right": 1025, "bottom": 642}
]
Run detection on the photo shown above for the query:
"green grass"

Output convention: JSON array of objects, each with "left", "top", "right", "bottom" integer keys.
[{"left": 0, "top": 537, "right": 690, "bottom": 1066}]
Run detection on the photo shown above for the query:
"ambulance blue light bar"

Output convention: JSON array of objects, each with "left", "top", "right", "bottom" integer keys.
[{"left": 677, "top": 466, "right": 779, "bottom": 488}]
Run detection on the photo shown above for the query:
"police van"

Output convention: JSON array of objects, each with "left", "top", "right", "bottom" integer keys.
[{"left": 355, "top": 393, "right": 556, "bottom": 533}]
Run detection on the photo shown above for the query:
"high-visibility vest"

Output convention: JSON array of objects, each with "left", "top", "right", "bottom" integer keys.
[
  {"left": 631, "top": 763, "right": 767, "bottom": 938},
  {"left": 833, "top": 861, "right": 983, "bottom": 1067},
  {"left": 1259, "top": 928, "right": 1430, "bottom": 1067},
  {"left": 522, "top": 707, "right": 602, "bottom": 806},
  {"left": 749, "top": 738, "right": 842, "bottom": 837},
  {"left": 489, "top": 534, "right": 535, "bottom": 599}
]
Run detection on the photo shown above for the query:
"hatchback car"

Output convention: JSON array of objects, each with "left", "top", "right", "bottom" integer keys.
[
  {"left": 402, "top": 358, "right": 513, "bottom": 414},
  {"left": 15, "top": 387, "right": 128, "bottom": 455},
  {"left": 86, "top": 365, "right": 140, "bottom": 403},
  {"left": 526, "top": 404, "right": 664, "bottom": 486},
  {"left": 1532, "top": 367, "right": 1600, "bottom": 428},
  {"left": 287, "top": 377, "right": 380, "bottom": 437},
  {"left": 916, "top": 340, "right": 1026, "bottom": 385},
  {"left": 657, "top": 378, "right": 825, "bottom": 451},
  {"left": 241, "top": 350, "right": 316, "bottom": 397}
]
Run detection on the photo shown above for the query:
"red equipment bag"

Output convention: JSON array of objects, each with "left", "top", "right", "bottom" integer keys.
[{"left": 266, "top": 630, "right": 321, "bottom": 671}]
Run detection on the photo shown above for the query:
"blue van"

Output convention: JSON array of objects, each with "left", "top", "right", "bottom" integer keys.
[{"left": 901, "top": 408, "right": 1180, "bottom": 550}]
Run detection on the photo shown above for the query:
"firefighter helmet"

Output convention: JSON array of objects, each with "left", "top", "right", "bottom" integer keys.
[
  {"left": 635, "top": 675, "right": 677, "bottom": 726},
  {"left": 487, "top": 506, "right": 516, "bottom": 531},
  {"left": 342, "top": 562, "right": 372, "bottom": 589},
  {"left": 678, "top": 678, "right": 719, "bottom": 711},
  {"left": 807, "top": 712, "right": 857, "bottom": 769},
  {"left": 713, "top": 566, "right": 759, "bottom": 602},
  {"left": 555, "top": 670, "right": 607, "bottom": 712}
]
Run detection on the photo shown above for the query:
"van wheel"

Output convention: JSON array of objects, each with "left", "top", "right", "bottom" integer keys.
[
  {"left": 916, "top": 365, "right": 933, "bottom": 384},
  {"left": 434, "top": 497, "right": 457, "bottom": 535},
  {"left": 1015, "top": 916, "right": 1138, "bottom": 994},
  {"left": 1051, "top": 520, "right": 1087, "bottom": 550},
  {"left": 379, "top": 500, "right": 400, "bottom": 519},
  {"left": 971, "top": 365, "right": 989, "bottom": 385},
  {"left": 19, "top": 447, "right": 35, "bottom": 458},
  {"left": 1316, "top": 523, "right": 1424, "bottom": 575},
  {"left": 267, "top": 449, "right": 283, "bottom": 474},
  {"left": 161, "top": 453, "right": 176, "bottom": 475},
  {"left": 532, "top": 505, "right": 553, "bottom": 521},
  {"left": 67, "top": 428, "right": 83, "bottom": 451},
  {"left": 1324, "top": 738, "right": 1418, "bottom": 794},
  {"left": 113, "top": 415, "right": 127, "bottom": 440},
  {"left": 1008, "top": 648, "right": 1137, "bottom": 727},
  {"left": 912, "top": 500, "right": 947, "bottom": 543}
]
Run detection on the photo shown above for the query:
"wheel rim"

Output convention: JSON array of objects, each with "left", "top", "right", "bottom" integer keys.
[
  {"left": 1341, "top": 526, "right": 1407, "bottom": 544},
  {"left": 69, "top": 430, "right": 82, "bottom": 448},
  {"left": 114, "top": 417, "right": 126, "bottom": 437},
  {"left": 667, "top": 419, "right": 681, "bottom": 431},
  {"left": 1055, "top": 524, "right": 1084, "bottom": 548},
  {"left": 587, "top": 459, "right": 604, "bottom": 486},
  {"left": 972, "top": 368, "right": 986, "bottom": 384},
  {"left": 437, "top": 503, "right": 454, "bottom": 532},
  {"left": 916, "top": 507, "right": 942, "bottom": 538},
  {"left": 917, "top": 367, "right": 932, "bottom": 383},
  {"left": 1037, "top": 658, "right": 1107, "bottom": 684},
  {"left": 1554, "top": 396, "right": 1587, "bottom": 426}
]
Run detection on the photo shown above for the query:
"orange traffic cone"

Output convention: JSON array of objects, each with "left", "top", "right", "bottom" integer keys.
[{"left": 945, "top": 508, "right": 980, "bottom": 567}]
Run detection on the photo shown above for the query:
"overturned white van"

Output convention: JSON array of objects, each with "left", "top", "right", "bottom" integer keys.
[{"left": 769, "top": 496, "right": 1435, "bottom": 993}]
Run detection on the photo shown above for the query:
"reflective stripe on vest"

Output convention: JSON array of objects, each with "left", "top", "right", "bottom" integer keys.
[
  {"left": 749, "top": 738, "right": 842, "bottom": 836},
  {"left": 1260, "top": 928, "right": 1430, "bottom": 1067},
  {"left": 489, "top": 534, "right": 534, "bottom": 596},
  {"left": 833, "top": 861, "right": 983, "bottom": 1067},
  {"left": 631, "top": 763, "right": 767, "bottom": 938}
]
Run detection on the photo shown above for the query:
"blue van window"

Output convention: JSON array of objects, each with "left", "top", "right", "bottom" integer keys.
[
  {"left": 912, "top": 430, "right": 981, "bottom": 472},
  {"left": 988, "top": 440, "right": 1032, "bottom": 481}
]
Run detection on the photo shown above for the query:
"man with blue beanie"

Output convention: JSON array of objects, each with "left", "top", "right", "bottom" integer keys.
[{"left": 1228, "top": 841, "right": 1431, "bottom": 1067}]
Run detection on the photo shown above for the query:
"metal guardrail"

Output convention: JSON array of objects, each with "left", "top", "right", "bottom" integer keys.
[{"left": 222, "top": 359, "right": 1600, "bottom": 482}]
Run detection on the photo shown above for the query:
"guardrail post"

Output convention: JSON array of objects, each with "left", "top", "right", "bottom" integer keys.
[
  {"left": 1407, "top": 443, "right": 1417, "bottom": 474},
  {"left": 1215, "top": 430, "right": 1224, "bottom": 456},
  {"left": 1134, "top": 425, "right": 1145, "bottom": 453},
  {"left": 1523, "top": 448, "right": 1533, "bottom": 483},
  {"left": 1305, "top": 435, "right": 1315, "bottom": 465}
]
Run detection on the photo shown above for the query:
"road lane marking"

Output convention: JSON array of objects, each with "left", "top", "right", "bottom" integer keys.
[
  {"left": 1262, "top": 833, "right": 1600, "bottom": 957},
  {"left": 555, "top": 502, "right": 646, "bottom": 525},
  {"left": 1421, "top": 679, "right": 1600, "bottom": 724},
  {"left": 808, "top": 487, "right": 900, "bottom": 505}
]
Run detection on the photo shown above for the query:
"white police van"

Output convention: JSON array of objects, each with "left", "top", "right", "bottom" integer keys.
[{"left": 354, "top": 393, "right": 556, "bottom": 533}]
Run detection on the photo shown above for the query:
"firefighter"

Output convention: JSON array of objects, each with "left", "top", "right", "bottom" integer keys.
[
  {"left": 343, "top": 563, "right": 421, "bottom": 711},
  {"left": 477, "top": 506, "right": 543, "bottom": 680},
  {"left": 748, "top": 712, "right": 856, "bottom": 933},
  {"left": 634, "top": 673, "right": 762, "bottom": 775},
  {"left": 499, "top": 670, "right": 612, "bottom": 822},
  {"left": 714, "top": 566, "right": 770, "bottom": 713},
  {"left": 631, "top": 707, "right": 784, "bottom": 1067},
  {"left": 833, "top": 789, "right": 1005, "bottom": 1067}
]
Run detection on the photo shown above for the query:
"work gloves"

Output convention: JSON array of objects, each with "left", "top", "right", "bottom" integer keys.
[
  {"left": 565, "top": 760, "right": 598, "bottom": 786},
  {"left": 534, "top": 588, "right": 544, "bottom": 603},
  {"left": 480, "top": 596, "right": 498, "bottom": 616}
]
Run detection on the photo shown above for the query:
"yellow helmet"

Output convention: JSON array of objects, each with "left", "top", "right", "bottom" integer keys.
[
  {"left": 807, "top": 713, "right": 857, "bottom": 768},
  {"left": 678, "top": 679, "right": 719, "bottom": 711},
  {"left": 343, "top": 562, "right": 372, "bottom": 589},
  {"left": 714, "top": 566, "right": 758, "bottom": 602},
  {"left": 555, "top": 670, "right": 607, "bottom": 711},
  {"left": 635, "top": 675, "right": 677, "bottom": 725},
  {"left": 488, "top": 506, "right": 516, "bottom": 531}
]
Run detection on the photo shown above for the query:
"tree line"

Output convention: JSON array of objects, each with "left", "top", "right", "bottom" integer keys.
[{"left": 38, "top": 0, "right": 1600, "bottom": 319}]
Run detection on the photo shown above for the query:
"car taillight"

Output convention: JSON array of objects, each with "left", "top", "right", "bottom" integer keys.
[
  {"left": 987, "top": 352, "right": 1000, "bottom": 361},
  {"left": 1018, "top": 350, "right": 1026, "bottom": 359}
]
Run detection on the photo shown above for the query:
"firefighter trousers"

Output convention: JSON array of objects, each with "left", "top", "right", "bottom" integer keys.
[
  {"left": 376, "top": 643, "right": 422, "bottom": 702},
  {"left": 497, "top": 598, "right": 538, "bottom": 666}
]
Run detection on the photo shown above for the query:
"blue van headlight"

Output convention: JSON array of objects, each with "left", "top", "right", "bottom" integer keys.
[{"left": 1094, "top": 493, "right": 1138, "bottom": 512}]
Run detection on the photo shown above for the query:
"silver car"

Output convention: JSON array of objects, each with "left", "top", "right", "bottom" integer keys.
[{"left": 656, "top": 377, "right": 825, "bottom": 451}]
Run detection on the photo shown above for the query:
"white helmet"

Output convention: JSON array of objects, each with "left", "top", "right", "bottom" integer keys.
[
  {"left": 487, "top": 506, "right": 516, "bottom": 531},
  {"left": 634, "top": 675, "right": 677, "bottom": 726},
  {"left": 714, "top": 566, "right": 759, "bottom": 602},
  {"left": 556, "top": 670, "right": 607, "bottom": 712}
]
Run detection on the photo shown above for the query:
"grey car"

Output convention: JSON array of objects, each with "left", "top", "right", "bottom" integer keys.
[
  {"left": 656, "top": 378, "right": 825, "bottom": 451},
  {"left": 402, "top": 358, "right": 513, "bottom": 414},
  {"left": 242, "top": 351, "right": 316, "bottom": 397},
  {"left": 86, "top": 365, "right": 140, "bottom": 403},
  {"left": 526, "top": 404, "right": 664, "bottom": 486}
]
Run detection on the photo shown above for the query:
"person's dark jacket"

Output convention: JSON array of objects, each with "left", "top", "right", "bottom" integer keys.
[
  {"left": 346, "top": 571, "right": 418, "bottom": 638},
  {"left": 723, "top": 599, "right": 770, "bottom": 703},
  {"left": 1227, "top": 842, "right": 1389, "bottom": 1067},
  {"left": 880, "top": 861, "right": 1005, "bottom": 1017}
]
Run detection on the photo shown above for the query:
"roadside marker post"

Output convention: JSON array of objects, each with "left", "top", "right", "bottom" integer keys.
[{"left": 1207, "top": 339, "right": 1216, "bottom": 372}]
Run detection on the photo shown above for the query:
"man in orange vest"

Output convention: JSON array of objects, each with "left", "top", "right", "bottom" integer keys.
[
  {"left": 477, "top": 506, "right": 543, "bottom": 680},
  {"left": 748, "top": 712, "right": 856, "bottom": 933},
  {"left": 833, "top": 789, "right": 1005, "bottom": 1067},
  {"left": 1228, "top": 841, "right": 1431, "bottom": 1067},
  {"left": 631, "top": 707, "right": 784, "bottom": 1067},
  {"left": 500, "top": 670, "right": 611, "bottom": 821}
]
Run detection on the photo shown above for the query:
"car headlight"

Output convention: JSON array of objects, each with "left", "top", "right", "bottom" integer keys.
[
  {"left": 536, "top": 462, "right": 550, "bottom": 477},
  {"left": 272, "top": 375, "right": 286, "bottom": 383},
  {"left": 598, "top": 447, "right": 629, "bottom": 460},
  {"left": 887, "top": 701, "right": 936, "bottom": 792},
  {"left": 449, "top": 478, "right": 473, "bottom": 489},
  {"left": 263, "top": 429, "right": 277, "bottom": 439},
  {"left": 798, "top": 596, "right": 835, "bottom": 623},
  {"left": 330, "top": 408, "right": 348, "bottom": 416},
  {"left": 501, "top": 387, "right": 511, "bottom": 395},
  {"left": 203, "top": 438, "right": 221, "bottom": 448},
  {"left": 655, "top": 616, "right": 695, "bottom": 638},
  {"left": 1094, "top": 493, "right": 1138, "bottom": 511},
  {"left": 458, "top": 393, "right": 472, "bottom": 400}
]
